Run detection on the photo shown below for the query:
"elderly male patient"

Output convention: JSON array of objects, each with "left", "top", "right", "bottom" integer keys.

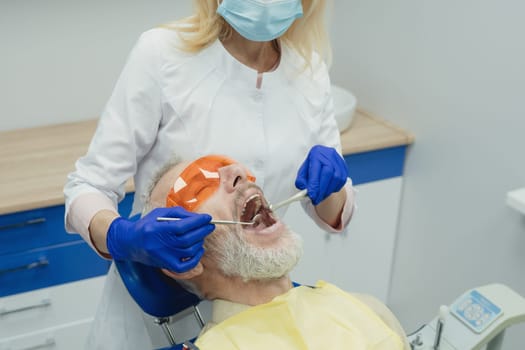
[{"left": 144, "top": 154, "right": 410, "bottom": 349}]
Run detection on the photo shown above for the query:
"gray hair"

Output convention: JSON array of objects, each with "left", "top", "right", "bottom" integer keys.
[{"left": 141, "top": 154, "right": 184, "bottom": 216}]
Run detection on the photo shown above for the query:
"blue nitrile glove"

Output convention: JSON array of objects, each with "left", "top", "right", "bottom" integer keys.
[
  {"left": 295, "top": 145, "right": 349, "bottom": 205},
  {"left": 106, "top": 206, "right": 214, "bottom": 273}
]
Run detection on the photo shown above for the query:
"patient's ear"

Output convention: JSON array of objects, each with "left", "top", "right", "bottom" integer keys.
[{"left": 161, "top": 262, "right": 203, "bottom": 280}]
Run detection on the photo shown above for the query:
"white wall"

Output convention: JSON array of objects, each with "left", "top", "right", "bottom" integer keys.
[
  {"left": 329, "top": 0, "right": 525, "bottom": 347},
  {"left": 3, "top": 0, "right": 525, "bottom": 347},
  {"left": 0, "top": 0, "right": 192, "bottom": 131}
]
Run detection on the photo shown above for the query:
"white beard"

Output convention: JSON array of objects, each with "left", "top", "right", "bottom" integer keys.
[{"left": 206, "top": 226, "right": 303, "bottom": 282}]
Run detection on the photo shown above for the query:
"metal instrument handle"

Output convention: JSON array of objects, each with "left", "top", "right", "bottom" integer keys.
[
  {"left": 0, "top": 298, "right": 52, "bottom": 317},
  {"left": 8, "top": 337, "right": 56, "bottom": 350},
  {"left": 0, "top": 258, "right": 49, "bottom": 276},
  {"left": 270, "top": 189, "right": 308, "bottom": 211},
  {"left": 157, "top": 217, "right": 253, "bottom": 225},
  {"left": 0, "top": 217, "right": 46, "bottom": 231}
]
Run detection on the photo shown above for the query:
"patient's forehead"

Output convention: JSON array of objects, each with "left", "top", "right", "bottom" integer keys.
[{"left": 150, "top": 161, "right": 189, "bottom": 208}]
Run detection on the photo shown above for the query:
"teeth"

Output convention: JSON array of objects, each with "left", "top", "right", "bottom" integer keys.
[
  {"left": 242, "top": 194, "right": 262, "bottom": 220},
  {"left": 252, "top": 214, "right": 262, "bottom": 226},
  {"left": 247, "top": 194, "right": 261, "bottom": 205}
]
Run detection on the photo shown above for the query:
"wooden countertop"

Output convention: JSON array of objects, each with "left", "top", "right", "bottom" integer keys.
[
  {"left": 340, "top": 109, "right": 414, "bottom": 155},
  {"left": 0, "top": 110, "right": 413, "bottom": 215}
]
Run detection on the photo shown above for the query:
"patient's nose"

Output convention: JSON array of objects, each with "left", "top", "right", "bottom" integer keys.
[{"left": 219, "top": 164, "right": 248, "bottom": 193}]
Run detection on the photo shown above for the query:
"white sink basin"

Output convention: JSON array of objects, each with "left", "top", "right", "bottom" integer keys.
[{"left": 331, "top": 84, "right": 357, "bottom": 132}]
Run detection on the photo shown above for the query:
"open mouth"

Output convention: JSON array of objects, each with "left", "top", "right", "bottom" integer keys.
[{"left": 240, "top": 193, "right": 276, "bottom": 229}]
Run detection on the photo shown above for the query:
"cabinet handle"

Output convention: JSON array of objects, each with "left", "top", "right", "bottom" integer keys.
[
  {"left": 6, "top": 337, "right": 56, "bottom": 350},
  {"left": 0, "top": 258, "right": 49, "bottom": 276},
  {"left": 0, "top": 217, "right": 46, "bottom": 231},
  {"left": 0, "top": 298, "right": 52, "bottom": 317}
]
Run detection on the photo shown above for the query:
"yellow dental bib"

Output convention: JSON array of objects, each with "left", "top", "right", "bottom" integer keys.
[{"left": 195, "top": 281, "right": 404, "bottom": 350}]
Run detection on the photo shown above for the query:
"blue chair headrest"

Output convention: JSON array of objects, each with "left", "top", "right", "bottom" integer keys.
[
  {"left": 114, "top": 214, "right": 201, "bottom": 318},
  {"left": 115, "top": 259, "right": 201, "bottom": 318}
]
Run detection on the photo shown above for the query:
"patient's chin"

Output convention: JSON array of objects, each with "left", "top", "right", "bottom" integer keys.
[{"left": 214, "top": 227, "right": 304, "bottom": 282}]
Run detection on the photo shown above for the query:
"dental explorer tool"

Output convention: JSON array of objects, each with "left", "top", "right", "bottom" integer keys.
[
  {"left": 156, "top": 217, "right": 254, "bottom": 225},
  {"left": 269, "top": 189, "right": 308, "bottom": 211}
]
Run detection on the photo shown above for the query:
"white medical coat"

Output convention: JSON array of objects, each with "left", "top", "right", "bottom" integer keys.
[{"left": 64, "top": 28, "right": 353, "bottom": 349}]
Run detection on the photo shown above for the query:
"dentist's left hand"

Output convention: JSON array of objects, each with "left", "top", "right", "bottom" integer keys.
[
  {"left": 106, "top": 206, "right": 214, "bottom": 273},
  {"left": 295, "top": 145, "right": 348, "bottom": 205}
]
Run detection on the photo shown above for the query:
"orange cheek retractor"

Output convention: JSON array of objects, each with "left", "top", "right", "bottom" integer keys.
[{"left": 166, "top": 155, "right": 256, "bottom": 211}]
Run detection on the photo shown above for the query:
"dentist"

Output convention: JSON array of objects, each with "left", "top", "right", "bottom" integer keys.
[{"left": 64, "top": 0, "right": 355, "bottom": 348}]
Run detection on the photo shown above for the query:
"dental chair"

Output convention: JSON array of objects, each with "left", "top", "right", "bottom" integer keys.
[
  {"left": 117, "top": 256, "right": 525, "bottom": 350},
  {"left": 115, "top": 259, "right": 204, "bottom": 350},
  {"left": 115, "top": 259, "right": 303, "bottom": 350},
  {"left": 116, "top": 222, "right": 525, "bottom": 350}
]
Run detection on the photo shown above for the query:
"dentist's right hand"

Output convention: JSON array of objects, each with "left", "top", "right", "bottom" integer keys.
[{"left": 106, "top": 206, "right": 214, "bottom": 273}]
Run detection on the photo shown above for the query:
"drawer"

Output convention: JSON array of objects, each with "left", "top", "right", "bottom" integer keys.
[
  {"left": 0, "top": 192, "right": 135, "bottom": 256},
  {"left": 0, "top": 241, "right": 110, "bottom": 297},
  {"left": 0, "top": 318, "right": 93, "bottom": 350},
  {"left": 344, "top": 145, "right": 407, "bottom": 185},
  {"left": 0, "top": 206, "right": 77, "bottom": 256},
  {"left": 0, "top": 276, "right": 105, "bottom": 339}
]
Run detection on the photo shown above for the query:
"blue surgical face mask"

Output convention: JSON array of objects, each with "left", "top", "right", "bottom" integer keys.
[{"left": 217, "top": 0, "right": 303, "bottom": 42}]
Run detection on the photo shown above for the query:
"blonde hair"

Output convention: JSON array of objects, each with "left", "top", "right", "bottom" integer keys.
[{"left": 160, "top": 0, "right": 332, "bottom": 68}]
